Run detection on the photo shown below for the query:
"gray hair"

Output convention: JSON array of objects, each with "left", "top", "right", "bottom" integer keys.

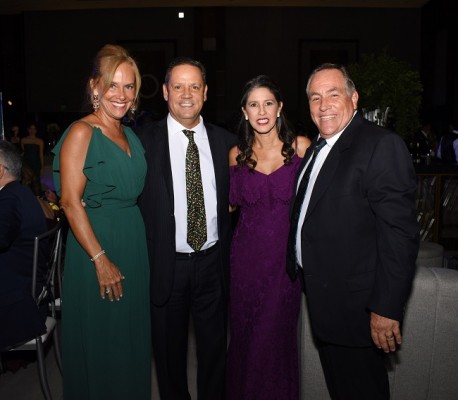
[
  {"left": 0, "top": 140, "right": 22, "bottom": 179},
  {"left": 306, "top": 63, "right": 356, "bottom": 98}
]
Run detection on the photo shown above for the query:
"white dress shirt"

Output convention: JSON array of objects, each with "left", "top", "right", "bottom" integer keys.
[
  {"left": 167, "top": 114, "right": 218, "bottom": 252},
  {"left": 295, "top": 111, "right": 356, "bottom": 267}
]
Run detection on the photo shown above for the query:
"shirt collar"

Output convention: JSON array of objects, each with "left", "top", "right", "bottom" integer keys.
[{"left": 167, "top": 113, "right": 205, "bottom": 137}]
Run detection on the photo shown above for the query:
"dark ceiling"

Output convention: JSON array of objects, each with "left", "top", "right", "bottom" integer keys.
[{"left": 0, "top": 0, "right": 431, "bottom": 15}]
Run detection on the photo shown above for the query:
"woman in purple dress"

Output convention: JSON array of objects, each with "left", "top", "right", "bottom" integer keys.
[{"left": 226, "top": 76, "right": 311, "bottom": 400}]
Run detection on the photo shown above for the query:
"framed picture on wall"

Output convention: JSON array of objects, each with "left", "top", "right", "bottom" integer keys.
[
  {"left": 298, "top": 39, "right": 359, "bottom": 133},
  {"left": 119, "top": 40, "right": 177, "bottom": 121}
]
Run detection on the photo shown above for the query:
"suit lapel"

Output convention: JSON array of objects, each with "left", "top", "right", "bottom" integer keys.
[
  {"left": 290, "top": 137, "right": 319, "bottom": 220},
  {"left": 156, "top": 118, "right": 174, "bottom": 212},
  {"left": 304, "top": 114, "right": 360, "bottom": 220},
  {"left": 205, "top": 123, "right": 222, "bottom": 196},
  {"left": 304, "top": 147, "right": 340, "bottom": 220},
  {"left": 206, "top": 123, "right": 227, "bottom": 233}
]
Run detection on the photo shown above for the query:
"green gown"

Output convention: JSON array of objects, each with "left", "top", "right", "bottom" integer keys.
[{"left": 52, "top": 124, "right": 151, "bottom": 400}]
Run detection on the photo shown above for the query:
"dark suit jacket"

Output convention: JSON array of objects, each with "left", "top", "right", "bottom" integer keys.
[
  {"left": 0, "top": 180, "right": 48, "bottom": 349},
  {"left": 296, "top": 112, "right": 419, "bottom": 347},
  {"left": 136, "top": 117, "right": 237, "bottom": 306}
]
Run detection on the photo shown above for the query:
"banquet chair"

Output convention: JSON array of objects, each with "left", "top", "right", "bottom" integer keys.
[{"left": 1, "top": 218, "right": 65, "bottom": 400}]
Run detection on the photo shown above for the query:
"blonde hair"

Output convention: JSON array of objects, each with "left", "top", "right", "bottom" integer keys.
[{"left": 87, "top": 44, "right": 141, "bottom": 115}]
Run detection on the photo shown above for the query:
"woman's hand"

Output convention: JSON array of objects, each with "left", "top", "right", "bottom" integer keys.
[{"left": 93, "top": 254, "right": 125, "bottom": 301}]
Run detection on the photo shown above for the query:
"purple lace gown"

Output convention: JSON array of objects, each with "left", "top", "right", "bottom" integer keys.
[{"left": 226, "top": 154, "right": 302, "bottom": 400}]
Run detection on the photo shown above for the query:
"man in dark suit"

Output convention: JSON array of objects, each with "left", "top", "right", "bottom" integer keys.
[
  {"left": 288, "top": 64, "right": 419, "bottom": 399},
  {"left": 137, "top": 57, "right": 236, "bottom": 400},
  {"left": 0, "top": 140, "right": 48, "bottom": 350}
]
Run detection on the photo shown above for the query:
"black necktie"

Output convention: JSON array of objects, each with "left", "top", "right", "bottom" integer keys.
[
  {"left": 286, "top": 138, "right": 327, "bottom": 280},
  {"left": 183, "top": 129, "right": 207, "bottom": 251}
]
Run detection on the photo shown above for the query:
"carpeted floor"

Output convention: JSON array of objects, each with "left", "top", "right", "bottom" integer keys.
[{"left": 0, "top": 324, "right": 198, "bottom": 400}]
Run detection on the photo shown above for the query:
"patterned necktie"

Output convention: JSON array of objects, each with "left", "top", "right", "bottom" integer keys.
[
  {"left": 286, "top": 138, "right": 327, "bottom": 280},
  {"left": 183, "top": 129, "right": 207, "bottom": 251}
]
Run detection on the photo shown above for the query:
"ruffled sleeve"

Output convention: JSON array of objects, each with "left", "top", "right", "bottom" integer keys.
[
  {"left": 52, "top": 125, "right": 116, "bottom": 208},
  {"left": 230, "top": 165, "right": 266, "bottom": 207},
  {"left": 80, "top": 129, "right": 116, "bottom": 207}
]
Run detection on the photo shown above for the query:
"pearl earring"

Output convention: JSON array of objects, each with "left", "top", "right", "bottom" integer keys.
[
  {"left": 244, "top": 115, "right": 248, "bottom": 121},
  {"left": 277, "top": 113, "right": 280, "bottom": 118}
]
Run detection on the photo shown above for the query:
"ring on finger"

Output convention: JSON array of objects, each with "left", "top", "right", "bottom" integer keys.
[
  {"left": 386, "top": 335, "right": 394, "bottom": 340},
  {"left": 105, "top": 288, "right": 111, "bottom": 294}
]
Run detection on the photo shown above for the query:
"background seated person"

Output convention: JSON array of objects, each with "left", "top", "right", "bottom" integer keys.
[
  {"left": 437, "top": 121, "right": 458, "bottom": 165},
  {"left": 37, "top": 187, "right": 62, "bottom": 229},
  {"left": 0, "top": 141, "right": 49, "bottom": 350}
]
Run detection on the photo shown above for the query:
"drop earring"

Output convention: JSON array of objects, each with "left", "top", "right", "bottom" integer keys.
[
  {"left": 244, "top": 115, "right": 248, "bottom": 121},
  {"left": 277, "top": 113, "right": 280, "bottom": 118},
  {"left": 92, "top": 94, "right": 100, "bottom": 112}
]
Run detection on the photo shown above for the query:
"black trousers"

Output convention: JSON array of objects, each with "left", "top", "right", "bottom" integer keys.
[
  {"left": 317, "top": 339, "right": 390, "bottom": 400},
  {"left": 151, "top": 247, "right": 227, "bottom": 400}
]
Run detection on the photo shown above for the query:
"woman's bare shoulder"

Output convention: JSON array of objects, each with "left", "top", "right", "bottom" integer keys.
[
  {"left": 60, "top": 119, "right": 95, "bottom": 155},
  {"left": 65, "top": 119, "right": 94, "bottom": 139},
  {"left": 295, "top": 135, "right": 312, "bottom": 158},
  {"left": 229, "top": 145, "right": 239, "bottom": 166}
]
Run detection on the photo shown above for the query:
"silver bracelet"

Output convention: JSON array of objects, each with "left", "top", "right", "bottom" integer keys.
[{"left": 90, "top": 249, "right": 106, "bottom": 262}]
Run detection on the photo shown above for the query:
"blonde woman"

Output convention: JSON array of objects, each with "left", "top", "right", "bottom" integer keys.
[{"left": 52, "top": 44, "right": 151, "bottom": 400}]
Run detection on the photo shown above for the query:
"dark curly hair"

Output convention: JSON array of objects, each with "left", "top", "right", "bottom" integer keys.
[{"left": 236, "top": 75, "right": 295, "bottom": 170}]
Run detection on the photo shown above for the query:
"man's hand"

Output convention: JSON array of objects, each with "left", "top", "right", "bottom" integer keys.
[{"left": 370, "top": 312, "right": 401, "bottom": 353}]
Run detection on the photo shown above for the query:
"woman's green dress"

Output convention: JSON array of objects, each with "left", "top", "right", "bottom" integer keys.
[{"left": 53, "top": 124, "right": 151, "bottom": 400}]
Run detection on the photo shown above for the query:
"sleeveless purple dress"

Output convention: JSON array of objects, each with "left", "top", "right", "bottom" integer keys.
[{"left": 226, "top": 154, "right": 302, "bottom": 400}]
